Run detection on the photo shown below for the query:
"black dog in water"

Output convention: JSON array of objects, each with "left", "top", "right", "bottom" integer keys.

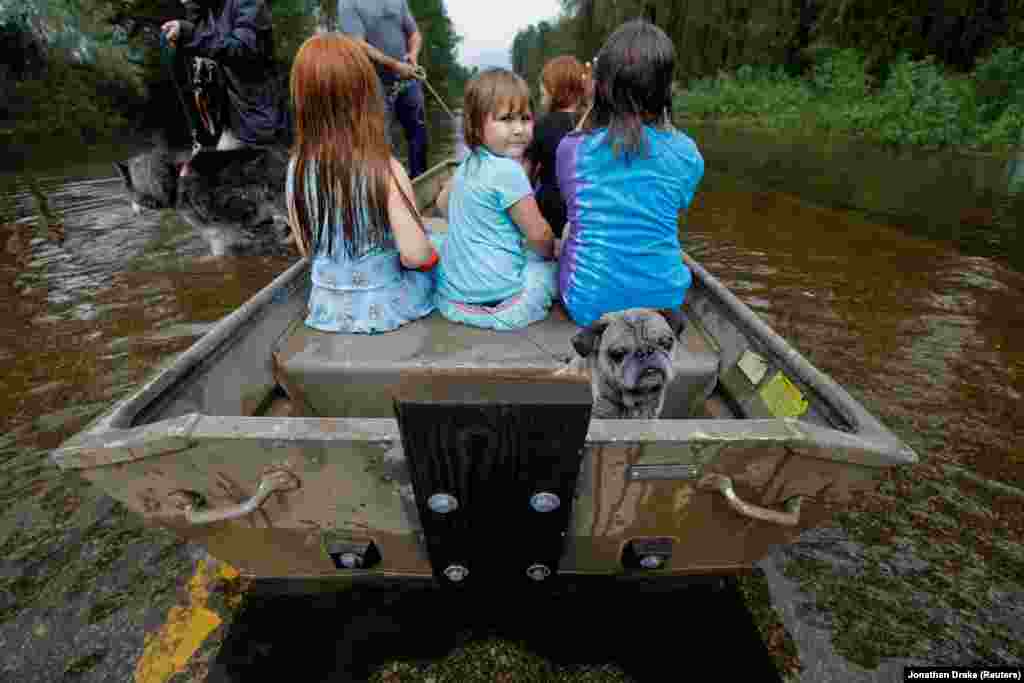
[{"left": 114, "top": 145, "right": 290, "bottom": 236}]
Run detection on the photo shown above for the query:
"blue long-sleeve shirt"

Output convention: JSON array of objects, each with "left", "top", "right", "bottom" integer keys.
[{"left": 182, "top": 0, "right": 284, "bottom": 145}]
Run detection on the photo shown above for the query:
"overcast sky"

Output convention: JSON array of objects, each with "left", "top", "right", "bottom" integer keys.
[{"left": 444, "top": 0, "right": 563, "bottom": 69}]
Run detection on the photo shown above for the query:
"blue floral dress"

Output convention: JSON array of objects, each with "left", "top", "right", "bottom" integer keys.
[{"left": 287, "top": 158, "right": 436, "bottom": 334}]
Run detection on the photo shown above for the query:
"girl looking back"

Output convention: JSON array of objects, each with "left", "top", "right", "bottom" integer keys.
[
  {"left": 286, "top": 33, "right": 438, "bottom": 334},
  {"left": 557, "top": 20, "right": 705, "bottom": 327},
  {"left": 434, "top": 68, "right": 558, "bottom": 331}
]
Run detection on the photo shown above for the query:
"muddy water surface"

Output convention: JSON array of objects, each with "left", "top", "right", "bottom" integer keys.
[
  {"left": 682, "top": 157, "right": 1024, "bottom": 675},
  {"left": 685, "top": 170, "right": 1024, "bottom": 489},
  {"left": 1, "top": 118, "right": 1022, "bottom": 681}
]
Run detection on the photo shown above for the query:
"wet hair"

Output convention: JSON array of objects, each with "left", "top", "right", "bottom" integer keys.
[
  {"left": 541, "top": 55, "right": 586, "bottom": 111},
  {"left": 288, "top": 33, "right": 393, "bottom": 259},
  {"left": 462, "top": 68, "right": 532, "bottom": 152},
  {"left": 584, "top": 20, "right": 675, "bottom": 160}
]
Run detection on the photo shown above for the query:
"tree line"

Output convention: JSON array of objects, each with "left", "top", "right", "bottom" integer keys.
[{"left": 511, "top": 0, "right": 1024, "bottom": 90}]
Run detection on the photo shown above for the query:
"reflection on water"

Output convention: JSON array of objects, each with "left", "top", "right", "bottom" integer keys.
[{"left": 686, "top": 122, "right": 1024, "bottom": 273}]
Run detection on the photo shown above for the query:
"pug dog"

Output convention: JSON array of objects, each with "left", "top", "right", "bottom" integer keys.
[{"left": 562, "top": 308, "right": 687, "bottom": 419}]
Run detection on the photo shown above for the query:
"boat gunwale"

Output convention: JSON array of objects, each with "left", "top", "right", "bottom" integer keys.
[
  {"left": 53, "top": 157, "right": 917, "bottom": 472},
  {"left": 682, "top": 253, "right": 915, "bottom": 462},
  {"left": 53, "top": 413, "right": 913, "bottom": 471}
]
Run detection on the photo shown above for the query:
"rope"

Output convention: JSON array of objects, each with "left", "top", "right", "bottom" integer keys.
[{"left": 410, "top": 65, "right": 458, "bottom": 123}]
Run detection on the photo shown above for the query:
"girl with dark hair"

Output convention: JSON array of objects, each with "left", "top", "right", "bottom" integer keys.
[
  {"left": 556, "top": 20, "right": 705, "bottom": 327},
  {"left": 285, "top": 33, "right": 438, "bottom": 334}
]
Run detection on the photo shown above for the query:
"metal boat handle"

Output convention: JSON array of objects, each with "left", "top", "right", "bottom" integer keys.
[
  {"left": 700, "top": 474, "right": 802, "bottom": 526},
  {"left": 169, "top": 470, "right": 300, "bottom": 525}
]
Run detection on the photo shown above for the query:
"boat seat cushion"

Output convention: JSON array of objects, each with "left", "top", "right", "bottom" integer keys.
[
  {"left": 273, "top": 304, "right": 578, "bottom": 418},
  {"left": 272, "top": 303, "right": 720, "bottom": 419}
]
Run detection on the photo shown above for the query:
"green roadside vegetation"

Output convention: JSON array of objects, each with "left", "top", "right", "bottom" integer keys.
[
  {"left": 512, "top": 1, "right": 1024, "bottom": 156},
  {"left": 676, "top": 46, "right": 1024, "bottom": 155},
  {"left": 0, "top": 0, "right": 148, "bottom": 146},
  {"left": 2, "top": 46, "right": 147, "bottom": 146}
]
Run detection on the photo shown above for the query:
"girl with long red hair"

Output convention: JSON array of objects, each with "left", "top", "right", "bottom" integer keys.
[{"left": 286, "top": 32, "right": 438, "bottom": 333}]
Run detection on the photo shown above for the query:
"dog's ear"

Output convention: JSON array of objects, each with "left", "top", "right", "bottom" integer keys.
[
  {"left": 114, "top": 162, "right": 131, "bottom": 187},
  {"left": 659, "top": 308, "right": 687, "bottom": 338},
  {"left": 571, "top": 318, "right": 610, "bottom": 357}
]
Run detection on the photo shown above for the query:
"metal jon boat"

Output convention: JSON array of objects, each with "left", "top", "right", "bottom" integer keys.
[{"left": 54, "top": 159, "right": 917, "bottom": 588}]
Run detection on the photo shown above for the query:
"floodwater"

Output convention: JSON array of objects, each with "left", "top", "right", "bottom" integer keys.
[
  {"left": 0, "top": 113, "right": 1022, "bottom": 680},
  {"left": 682, "top": 159, "right": 1024, "bottom": 490}
]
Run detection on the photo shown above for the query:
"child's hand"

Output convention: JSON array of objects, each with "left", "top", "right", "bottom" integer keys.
[
  {"left": 436, "top": 177, "right": 453, "bottom": 218},
  {"left": 161, "top": 19, "right": 193, "bottom": 46}
]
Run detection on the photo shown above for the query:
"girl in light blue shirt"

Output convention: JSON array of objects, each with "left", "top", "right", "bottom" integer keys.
[{"left": 434, "top": 68, "right": 559, "bottom": 331}]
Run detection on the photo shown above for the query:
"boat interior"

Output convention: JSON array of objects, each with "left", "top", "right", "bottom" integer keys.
[
  {"left": 262, "top": 211, "right": 731, "bottom": 425},
  {"left": 269, "top": 301, "right": 725, "bottom": 421},
  {"left": 121, "top": 160, "right": 862, "bottom": 435}
]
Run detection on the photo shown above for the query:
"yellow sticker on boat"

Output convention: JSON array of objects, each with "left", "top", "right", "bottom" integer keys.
[{"left": 759, "top": 371, "right": 809, "bottom": 418}]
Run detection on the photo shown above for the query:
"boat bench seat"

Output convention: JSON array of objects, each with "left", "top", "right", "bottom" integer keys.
[{"left": 271, "top": 303, "right": 720, "bottom": 419}]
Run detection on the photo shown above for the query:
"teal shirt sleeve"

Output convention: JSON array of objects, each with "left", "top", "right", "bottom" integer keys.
[{"left": 490, "top": 156, "right": 533, "bottom": 211}]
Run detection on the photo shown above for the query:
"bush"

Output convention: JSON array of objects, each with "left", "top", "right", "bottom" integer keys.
[
  {"left": 678, "top": 65, "right": 811, "bottom": 123},
  {"left": 2, "top": 46, "right": 144, "bottom": 145},
  {"left": 978, "top": 103, "right": 1024, "bottom": 148},
  {"left": 871, "top": 54, "right": 969, "bottom": 148},
  {"left": 973, "top": 46, "right": 1024, "bottom": 125},
  {"left": 811, "top": 48, "right": 869, "bottom": 100},
  {"left": 676, "top": 48, "right": 1023, "bottom": 152}
]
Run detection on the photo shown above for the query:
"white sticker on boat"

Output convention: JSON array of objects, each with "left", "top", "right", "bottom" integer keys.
[{"left": 737, "top": 349, "right": 769, "bottom": 385}]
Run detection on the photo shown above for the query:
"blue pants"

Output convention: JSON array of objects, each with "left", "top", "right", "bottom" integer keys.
[{"left": 384, "top": 79, "right": 428, "bottom": 179}]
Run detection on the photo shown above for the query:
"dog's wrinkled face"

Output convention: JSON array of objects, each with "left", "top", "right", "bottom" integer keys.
[{"left": 570, "top": 308, "right": 686, "bottom": 419}]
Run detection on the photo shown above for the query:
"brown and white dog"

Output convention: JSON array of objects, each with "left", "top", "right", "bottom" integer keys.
[{"left": 561, "top": 308, "right": 687, "bottom": 419}]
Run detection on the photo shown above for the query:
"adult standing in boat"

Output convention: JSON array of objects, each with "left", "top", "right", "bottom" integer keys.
[
  {"left": 286, "top": 33, "right": 438, "bottom": 334},
  {"left": 556, "top": 20, "right": 705, "bottom": 327},
  {"left": 336, "top": 0, "right": 428, "bottom": 179},
  {"left": 161, "top": 0, "right": 287, "bottom": 152}
]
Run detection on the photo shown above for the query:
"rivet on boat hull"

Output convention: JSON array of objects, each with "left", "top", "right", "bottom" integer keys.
[
  {"left": 339, "top": 552, "right": 362, "bottom": 569},
  {"left": 640, "top": 555, "right": 664, "bottom": 570},
  {"left": 526, "top": 564, "right": 551, "bottom": 581},
  {"left": 444, "top": 564, "right": 469, "bottom": 582},
  {"left": 530, "top": 492, "right": 560, "bottom": 513},
  {"left": 428, "top": 493, "right": 459, "bottom": 514}
]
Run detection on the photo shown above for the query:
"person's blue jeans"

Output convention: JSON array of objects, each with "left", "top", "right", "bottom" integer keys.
[{"left": 384, "top": 78, "right": 428, "bottom": 179}]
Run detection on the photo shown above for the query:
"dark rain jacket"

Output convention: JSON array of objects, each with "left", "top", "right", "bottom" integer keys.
[{"left": 180, "top": 0, "right": 285, "bottom": 146}]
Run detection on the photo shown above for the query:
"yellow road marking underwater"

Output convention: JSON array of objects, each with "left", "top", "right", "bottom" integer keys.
[{"left": 133, "top": 559, "right": 241, "bottom": 683}]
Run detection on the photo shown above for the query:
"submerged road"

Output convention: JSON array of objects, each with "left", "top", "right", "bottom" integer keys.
[{"left": 2, "top": 119, "right": 1023, "bottom": 681}]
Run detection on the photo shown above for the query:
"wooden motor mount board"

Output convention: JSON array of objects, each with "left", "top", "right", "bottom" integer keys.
[{"left": 393, "top": 371, "right": 592, "bottom": 588}]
